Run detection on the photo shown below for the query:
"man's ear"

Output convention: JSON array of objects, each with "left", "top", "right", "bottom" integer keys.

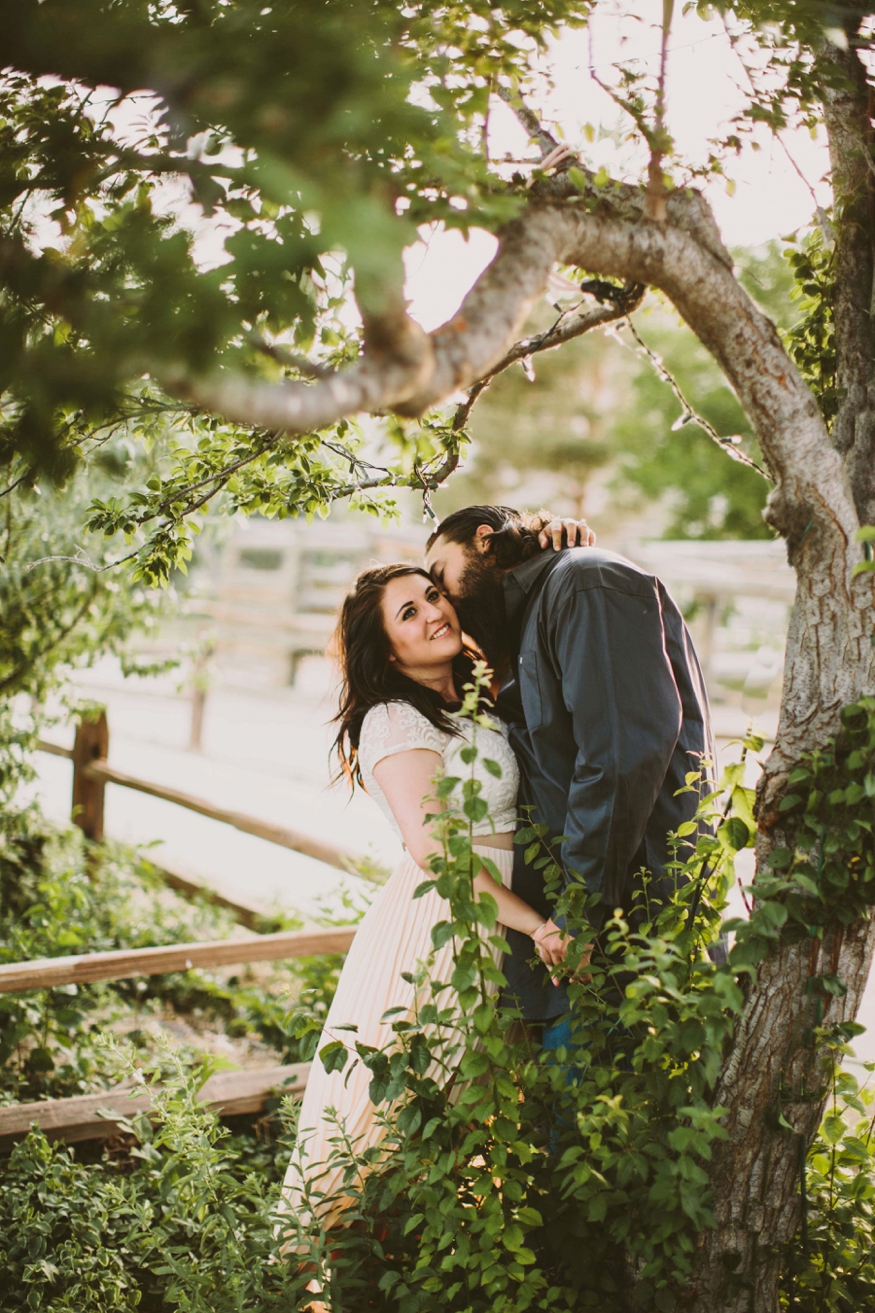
[{"left": 475, "top": 524, "right": 493, "bottom": 554}]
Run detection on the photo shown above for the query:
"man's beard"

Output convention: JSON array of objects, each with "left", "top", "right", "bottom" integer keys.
[{"left": 451, "top": 551, "right": 509, "bottom": 675}]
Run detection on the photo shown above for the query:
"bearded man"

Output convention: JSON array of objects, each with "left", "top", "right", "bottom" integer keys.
[{"left": 425, "top": 504, "right": 714, "bottom": 1031}]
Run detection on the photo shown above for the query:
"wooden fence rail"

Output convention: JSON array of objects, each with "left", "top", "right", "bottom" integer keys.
[
  {"left": 37, "top": 712, "right": 363, "bottom": 875},
  {"left": 5, "top": 713, "right": 360, "bottom": 1150},
  {"left": 0, "top": 926, "right": 357, "bottom": 994},
  {"left": 0, "top": 1062, "right": 311, "bottom": 1149}
]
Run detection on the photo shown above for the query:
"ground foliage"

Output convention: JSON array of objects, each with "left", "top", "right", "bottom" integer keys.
[
  {"left": 0, "top": 804, "right": 360, "bottom": 1104},
  {"left": 3, "top": 685, "right": 875, "bottom": 1309}
]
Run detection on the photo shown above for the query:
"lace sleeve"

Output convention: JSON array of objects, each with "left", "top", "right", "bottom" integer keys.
[{"left": 358, "top": 702, "right": 445, "bottom": 777}]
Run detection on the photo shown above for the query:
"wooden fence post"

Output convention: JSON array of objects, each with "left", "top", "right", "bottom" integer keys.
[{"left": 71, "top": 711, "right": 109, "bottom": 841}]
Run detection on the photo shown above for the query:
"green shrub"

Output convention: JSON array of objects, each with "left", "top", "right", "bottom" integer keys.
[
  {"left": 0, "top": 805, "right": 367, "bottom": 1101},
  {"left": 0, "top": 1050, "right": 309, "bottom": 1312},
  {"left": 4, "top": 688, "right": 875, "bottom": 1311}
]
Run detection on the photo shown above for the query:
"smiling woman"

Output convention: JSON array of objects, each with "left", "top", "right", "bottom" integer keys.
[
  {"left": 381, "top": 572, "right": 462, "bottom": 700},
  {"left": 276, "top": 562, "right": 568, "bottom": 1263}
]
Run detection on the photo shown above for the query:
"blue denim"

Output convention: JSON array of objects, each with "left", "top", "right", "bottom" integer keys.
[{"left": 541, "top": 1014, "right": 585, "bottom": 1081}]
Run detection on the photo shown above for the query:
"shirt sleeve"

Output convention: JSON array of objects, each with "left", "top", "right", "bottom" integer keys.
[
  {"left": 358, "top": 702, "right": 445, "bottom": 777},
  {"left": 549, "top": 581, "right": 683, "bottom": 930}
]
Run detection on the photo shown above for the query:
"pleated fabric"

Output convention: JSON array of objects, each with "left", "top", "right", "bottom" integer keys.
[{"left": 277, "top": 844, "right": 515, "bottom": 1245}]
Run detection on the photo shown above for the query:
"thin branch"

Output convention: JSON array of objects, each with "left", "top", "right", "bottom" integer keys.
[
  {"left": 496, "top": 86, "right": 561, "bottom": 159},
  {"left": 0, "top": 582, "right": 99, "bottom": 694},
  {"left": 588, "top": 72, "right": 653, "bottom": 144},
  {"left": 499, "top": 85, "right": 732, "bottom": 267},
  {"left": 0, "top": 469, "right": 31, "bottom": 498},
  {"left": 624, "top": 316, "right": 769, "bottom": 478},
  {"left": 647, "top": 0, "right": 674, "bottom": 222},
  {"left": 398, "top": 280, "right": 647, "bottom": 519},
  {"left": 722, "top": 17, "right": 835, "bottom": 246}
]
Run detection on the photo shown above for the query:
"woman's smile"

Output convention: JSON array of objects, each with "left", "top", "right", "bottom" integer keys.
[{"left": 380, "top": 573, "right": 463, "bottom": 679}]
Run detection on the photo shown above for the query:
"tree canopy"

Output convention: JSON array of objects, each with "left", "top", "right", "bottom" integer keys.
[{"left": 3, "top": 0, "right": 854, "bottom": 579}]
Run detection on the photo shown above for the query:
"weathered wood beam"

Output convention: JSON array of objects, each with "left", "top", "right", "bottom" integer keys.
[
  {"left": 83, "top": 759, "right": 361, "bottom": 873},
  {"left": 0, "top": 926, "right": 356, "bottom": 994},
  {"left": 38, "top": 736, "right": 365, "bottom": 875},
  {"left": 0, "top": 1061, "right": 310, "bottom": 1149}
]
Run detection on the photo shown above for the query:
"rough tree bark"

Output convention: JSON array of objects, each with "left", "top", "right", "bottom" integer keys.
[{"left": 820, "top": 37, "right": 875, "bottom": 529}]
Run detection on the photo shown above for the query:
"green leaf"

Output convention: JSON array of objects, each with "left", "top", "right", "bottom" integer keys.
[
  {"left": 719, "top": 817, "right": 752, "bottom": 851},
  {"left": 463, "top": 796, "right": 488, "bottom": 823},
  {"left": 822, "top": 1110, "right": 847, "bottom": 1144},
  {"left": 318, "top": 1040, "right": 349, "bottom": 1074}
]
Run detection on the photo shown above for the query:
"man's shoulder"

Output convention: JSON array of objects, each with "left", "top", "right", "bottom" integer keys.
[{"left": 542, "top": 547, "right": 655, "bottom": 600}]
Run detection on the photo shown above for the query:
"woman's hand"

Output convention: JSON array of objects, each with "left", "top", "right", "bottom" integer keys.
[
  {"left": 531, "top": 917, "right": 571, "bottom": 969},
  {"left": 537, "top": 517, "right": 596, "bottom": 551},
  {"left": 531, "top": 918, "right": 593, "bottom": 985},
  {"left": 531, "top": 917, "right": 571, "bottom": 987}
]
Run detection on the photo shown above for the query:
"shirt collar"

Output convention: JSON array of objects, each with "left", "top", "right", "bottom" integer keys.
[{"left": 502, "top": 550, "right": 564, "bottom": 629}]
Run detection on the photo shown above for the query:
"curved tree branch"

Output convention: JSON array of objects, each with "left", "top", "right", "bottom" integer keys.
[{"left": 177, "top": 196, "right": 855, "bottom": 550}]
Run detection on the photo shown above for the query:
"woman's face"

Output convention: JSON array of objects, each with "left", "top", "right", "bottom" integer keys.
[{"left": 380, "top": 573, "right": 462, "bottom": 676}]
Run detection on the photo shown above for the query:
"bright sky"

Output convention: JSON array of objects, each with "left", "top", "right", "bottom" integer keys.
[{"left": 405, "top": 3, "right": 833, "bottom": 331}]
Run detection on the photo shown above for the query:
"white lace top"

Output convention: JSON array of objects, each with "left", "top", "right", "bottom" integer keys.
[{"left": 358, "top": 701, "right": 519, "bottom": 842}]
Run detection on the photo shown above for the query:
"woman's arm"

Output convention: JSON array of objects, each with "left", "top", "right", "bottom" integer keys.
[{"left": 372, "top": 749, "right": 568, "bottom": 968}]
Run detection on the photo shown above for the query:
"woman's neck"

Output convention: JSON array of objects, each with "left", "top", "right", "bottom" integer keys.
[{"left": 401, "top": 665, "right": 458, "bottom": 703}]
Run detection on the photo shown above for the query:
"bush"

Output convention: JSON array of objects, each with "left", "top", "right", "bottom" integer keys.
[
  {"left": 0, "top": 1052, "right": 308, "bottom": 1312},
  {"left": 4, "top": 688, "right": 875, "bottom": 1311},
  {"left": 0, "top": 804, "right": 366, "bottom": 1102}
]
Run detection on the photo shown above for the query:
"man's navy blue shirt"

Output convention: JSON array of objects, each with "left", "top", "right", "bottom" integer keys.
[{"left": 495, "top": 547, "right": 714, "bottom": 1021}]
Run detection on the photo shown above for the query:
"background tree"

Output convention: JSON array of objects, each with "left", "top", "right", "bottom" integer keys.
[{"left": 2, "top": 1, "right": 875, "bottom": 1309}]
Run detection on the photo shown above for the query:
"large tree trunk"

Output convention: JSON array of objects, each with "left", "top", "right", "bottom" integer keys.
[{"left": 820, "top": 38, "right": 875, "bottom": 528}]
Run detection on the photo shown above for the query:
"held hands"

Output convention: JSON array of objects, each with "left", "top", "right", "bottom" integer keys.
[
  {"left": 538, "top": 517, "right": 596, "bottom": 551},
  {"left": 531, "top": 918, "right": 593, "bottom": 986}
]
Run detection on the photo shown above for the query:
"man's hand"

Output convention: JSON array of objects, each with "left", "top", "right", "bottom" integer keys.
[{"left": 538, "top": 517, "right": 596, "bottom": 551}]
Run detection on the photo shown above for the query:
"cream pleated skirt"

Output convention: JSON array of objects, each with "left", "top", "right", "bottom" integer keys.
[{"left": 277, "top": 843, "right": 514, "bottom": 1246}]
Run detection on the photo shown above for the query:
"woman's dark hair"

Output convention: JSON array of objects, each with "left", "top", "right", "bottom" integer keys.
[
  {"left": 425, "top": 504, "right": 551, "bottom": 570},
  {"left": 331, "top": 563, "right": 477, "bottom": 788}
]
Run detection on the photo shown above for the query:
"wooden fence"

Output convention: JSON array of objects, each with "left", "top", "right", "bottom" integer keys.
[
  {"left": 40, "top": 710, "right": 360, "bottom": 871},
  {"left": 0, "top": 714, "right": 364, "bottom": 1150}
]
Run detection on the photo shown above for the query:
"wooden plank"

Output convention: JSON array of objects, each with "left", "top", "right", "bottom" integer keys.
[
  {"left": 37, "top": 739, "right": 74, "bottom": 760},
  {"left": 84, "top": 759, "right": 360, "bottom": 874},
  {"left": 0, "top": 1062, "right": 310, "bottom": 1149},
  {"left": 0, "top": 926, "right": 356, "bottom": 994},
  {"left": 73, "top": 713, "right": 109, "bottom": 841}
]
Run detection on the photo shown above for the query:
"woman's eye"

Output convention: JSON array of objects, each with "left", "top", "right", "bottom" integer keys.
[{"left": 402, "top": 606, "right": 415, "bottom": 621}]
